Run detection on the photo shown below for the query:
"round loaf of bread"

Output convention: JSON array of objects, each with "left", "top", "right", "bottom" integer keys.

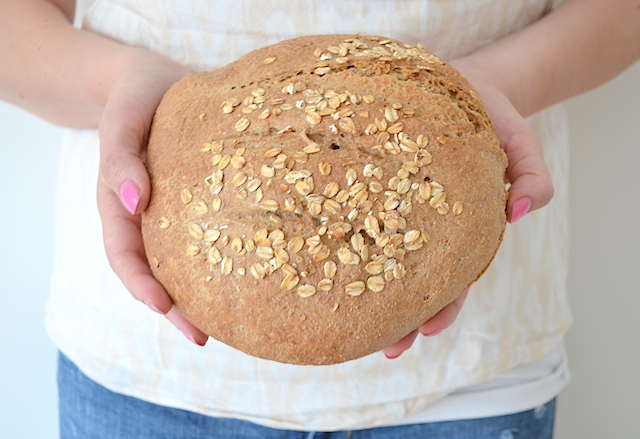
[{"left": 141, "top": 34, "right": 508, "bottom": 365}]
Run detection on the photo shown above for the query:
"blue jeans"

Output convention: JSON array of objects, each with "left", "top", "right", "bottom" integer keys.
[{"left": 58, "top": 352, "right": 556, "bottom": 439}]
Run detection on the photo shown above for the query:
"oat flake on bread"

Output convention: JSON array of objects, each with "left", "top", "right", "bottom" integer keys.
[{"left": 141, "top": 34, "right": 508, "bottom": 365}]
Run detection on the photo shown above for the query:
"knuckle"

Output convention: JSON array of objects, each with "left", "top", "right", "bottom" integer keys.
[{"left": 99, "top": 153, "right": 123, "bottom": 185}]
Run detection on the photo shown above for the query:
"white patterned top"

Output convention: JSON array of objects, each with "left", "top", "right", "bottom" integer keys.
[{"left": 46, "top": 0, "right": 571, "bottom": 430}]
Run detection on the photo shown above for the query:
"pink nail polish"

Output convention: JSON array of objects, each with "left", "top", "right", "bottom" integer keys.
[
  {"left": 385, "top": 352, "right": 401, "bottom": 359},
  {"left": 510, "top": 198, "right": 531, "bottom": 223},
  {"left": 423, "top": 329, "right": 443, "bottom": 337},
  {"left": 120, "top": 182, "right": 140, "bottom": 215}
]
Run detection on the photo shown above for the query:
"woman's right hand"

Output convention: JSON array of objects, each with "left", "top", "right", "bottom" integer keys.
[{"left": 96, "top": 49, "right": 209, "bottom": 346}]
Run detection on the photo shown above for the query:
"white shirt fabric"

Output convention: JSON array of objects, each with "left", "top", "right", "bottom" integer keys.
[
  {"left": 46, "top": 0, "right": 572, "bottom": 431},
  {"left": 390, "top": 342, "right": 571, "bottom": 425}
]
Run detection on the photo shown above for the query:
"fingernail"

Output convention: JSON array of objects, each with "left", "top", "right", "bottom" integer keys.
[
  {"left": 184, "top": 333, "right": 206, "bottom": 347},
  {"left": 120, "top": 181, "right": 140, "bottom": 215},
  {"left": 423, "top": 329, "right": 443, "bottom": 337},
  {"left": 510, "top": 198, "right": 531, "bottom": 223},
  {"left": 145, "top": 302, "right": 164, "bottom": 315},
  {"left": 385, "top": 352, "right": 402, "bottom": 359}
]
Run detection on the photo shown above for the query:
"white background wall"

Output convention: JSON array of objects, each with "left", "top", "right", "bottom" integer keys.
[
  {"left": 0, "top": 104, "right": 61, "bottom": 438},
  {"left": 555, "top": 61, "right": 640, "bottom": 438},
  {"left": 1, "top": 61, "right": 638, "bottom": 438}
]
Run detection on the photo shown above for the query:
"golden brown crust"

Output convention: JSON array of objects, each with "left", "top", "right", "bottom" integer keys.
[{"left": 141, "top": 35, "right": 508, "bottom": 365}]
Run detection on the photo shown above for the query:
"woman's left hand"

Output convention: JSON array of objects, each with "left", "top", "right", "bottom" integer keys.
[{"left": 382, "top": 55, "right": 555, "bottom": 359}]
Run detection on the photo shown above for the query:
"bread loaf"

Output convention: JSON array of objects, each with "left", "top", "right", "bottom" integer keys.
[{"left": 141, "top": 34, "right": 507, "bottom": 365}]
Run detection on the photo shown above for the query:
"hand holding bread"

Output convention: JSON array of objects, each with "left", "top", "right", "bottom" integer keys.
[
  {"left": 382, "top": 54, "right": 557, "bottom": 359},
  {"left": 95, "top": 51, "right": 210, "bottom": 346}
]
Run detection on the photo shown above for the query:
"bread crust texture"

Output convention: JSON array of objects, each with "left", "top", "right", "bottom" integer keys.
[{"left": 141, "top": 34, "right": 508, "bottom": 365}]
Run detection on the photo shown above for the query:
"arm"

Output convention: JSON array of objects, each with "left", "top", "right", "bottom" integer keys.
[
  {"left": 383, "top": 0, "right": 640, "bottom": 358},
  {"left": 0, "top": 0, "right": 208, "bottom": 345},
  {"left": 0, "top": 0, "right": 126, "bottom": 127},
  {"left": 456, "top": 0, "right": 640, "bottom": 118}
]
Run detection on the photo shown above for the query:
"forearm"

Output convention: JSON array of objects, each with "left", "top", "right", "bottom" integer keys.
[
  {"left": 0, "top": 0, "right": 154, "bottom": 128},
  {"left": 455, "top": 0, "right": 640, "bottom": 117}
]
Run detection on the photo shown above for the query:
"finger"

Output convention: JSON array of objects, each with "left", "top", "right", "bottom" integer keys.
[
  {"left": 98, "top": 94, "right": 153, "bottom": 215},
  {"left": 418, "top": 288, "right": 469, "bottom": 336},
  {"left": 99, "top": 187, "right": 208, "bottom": 345},
  {"left": 503, "top": 130, "right": 554, "bottom": 223},
  {"left": 166, "top": 305, "right": 209, "bottom": 346},
  {"left": 98, "top": 184, "right": 173, "bottom": 313},
  {"left": 381, "top": 289, "right": 470, "bottom": 359},
  {"left": 382, "top": 330, "right": 419, "bottom": 359}
]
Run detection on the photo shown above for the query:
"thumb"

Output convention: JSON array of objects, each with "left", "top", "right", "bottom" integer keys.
[
  {"left": 98, "top": 95, "right": 152, "bottom": 215},
  {"left": 449, "top": 57, "right": 554, "bottom": 223},
  {"left": 489, "top": 96, "right": 554, "bottom": 223},
  {"left": 97, "top": 54, "right": 192, "bottom": 214}
]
